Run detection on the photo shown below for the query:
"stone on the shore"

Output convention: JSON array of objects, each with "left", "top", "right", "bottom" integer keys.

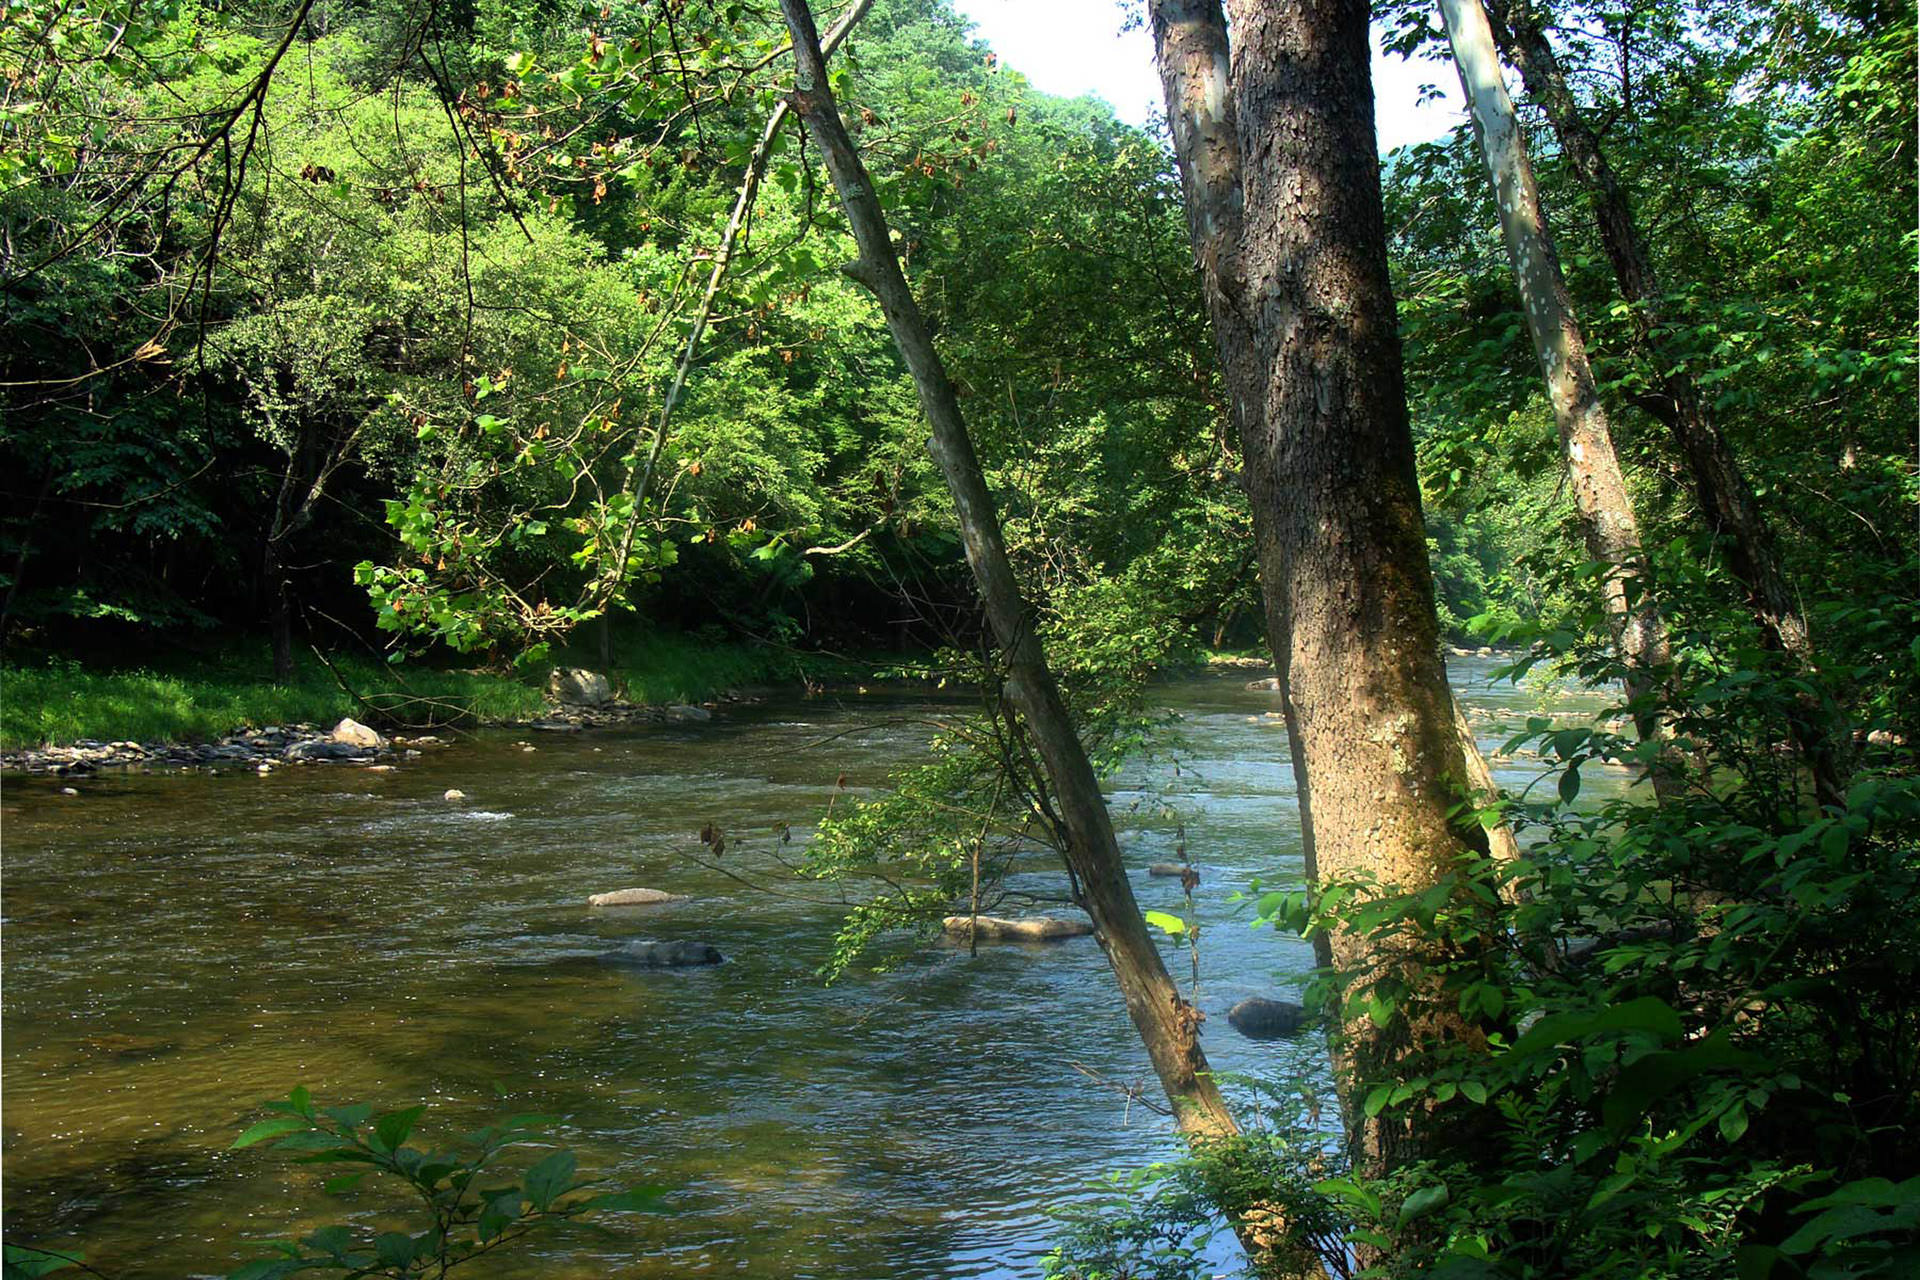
[
  {"left": 602, "top": 940, "right": 723, "bottom": 967},
  {"left": 1147, "top": 863, "right": 1191, "bottom": 878},
  {"left": 547, "top": 668, "right": 613, "bottom": 707},
  {"left": 941, "top": 915, "right": 1094, "bottom": 942},
  {"left": 443, "top": 789, "right": 467, "bottom": 802},
  {"left": 588, "top": 888, "right": 688, "bottom": 908},
  {"left": 1227, "top": 997, "right": 1309, "bottom": 1040},
  {"left": 330, "top": 717, "right": 386, "bottom": 749}
]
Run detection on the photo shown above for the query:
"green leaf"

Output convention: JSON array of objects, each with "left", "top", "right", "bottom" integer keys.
[
  {"left": 524, "top": 1150, "right": 577, "bottom": 1211},
  {"left": 373, "top": 1233, "right": 420, "bottom": 1268},
  {"left": 232, "top": 1116, "right": 310, "bottom": 1149},
  {"left": 3, "top": 1245, "right": 82, "bottom": 1278},
  {"left": 1399, "top": 1183, "right": 1451, "bottom": 1224},
  {"left": 1142, "top": 910, "right": 1188, "bottom": 936},
  {"left": 373, "top": 1105, "right": 426, "bottom": 1153}
]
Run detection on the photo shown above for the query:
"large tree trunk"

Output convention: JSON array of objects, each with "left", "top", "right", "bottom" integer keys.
[
  {"left": 1483, "top": 0, "right": 1843, "bottom": 806},
  {"left": 1438, "top": 0, "right": 1678, "bottom": 796},
  {"left": 1156, "top": 0, "right": 1496, "bottom": 1174},
  {"left": 1148, "top": 0, "right": 1517, "bottom": 855},
  {"left": 774, "top": 0, "right": 1240, "bottom": 1145}
]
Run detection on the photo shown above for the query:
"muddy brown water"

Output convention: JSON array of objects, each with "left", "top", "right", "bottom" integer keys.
[{"left": 1, "top": 661, "right": 1617, "bottom": 1277}]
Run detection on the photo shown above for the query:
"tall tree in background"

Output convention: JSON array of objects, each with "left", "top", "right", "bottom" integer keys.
[
  {"left": 1148, "top": 0, "right": 1497, "bottom": 1172},
  {"left": 1480, "top": 0, "right": 1844, "bottom": 803},
  {"left": 1436, "top": 0, "right": 1677, "bottom": 791}
]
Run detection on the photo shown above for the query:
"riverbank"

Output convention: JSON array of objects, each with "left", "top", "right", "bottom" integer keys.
[{"left": 0, "top": 633, "right": 880, "bottom": 758}]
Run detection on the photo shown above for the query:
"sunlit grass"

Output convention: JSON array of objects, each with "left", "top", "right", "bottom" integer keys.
[{"left": 1, "top": 632, "right": 879, "bottom": 750}]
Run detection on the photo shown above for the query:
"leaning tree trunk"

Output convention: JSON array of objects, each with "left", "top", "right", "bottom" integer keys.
[
  {"left": 1208, "top": 0, "right": 1496, "bottom": 1173},
  {"left": 1484, "top": 0, "right": 1843, "bottom": 807},
  {"left": 774, "top": 0, "right": 1239, "bottom": 1144},
  {"left": 1438, "top": 0, "right": 1679, "bottom": 797}
]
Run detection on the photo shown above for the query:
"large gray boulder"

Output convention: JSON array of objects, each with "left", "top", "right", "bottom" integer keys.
[
  {"left": 941, "top": 915, "right": 1094, "bottom": 942},
  {"left": 587, "top": 888, "right": 688, "bottom": 908},
  {"left": 547, "top": 668, "right": 613, "bottom": 707},
  {"left": 1227, "top": 997, "right": 1309, "bottom": 1040},
  {"left": 601, "top": 940, "right": 723, "bottom": 967}
]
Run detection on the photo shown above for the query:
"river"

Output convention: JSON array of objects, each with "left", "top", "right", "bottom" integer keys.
[{"left": 1, "top": 659, "right": 1618, "bottom": 1277}]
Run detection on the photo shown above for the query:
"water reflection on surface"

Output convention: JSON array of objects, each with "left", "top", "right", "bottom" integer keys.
[{"left": 1, "top": 660, "right": 1618, "bottom": 1277}]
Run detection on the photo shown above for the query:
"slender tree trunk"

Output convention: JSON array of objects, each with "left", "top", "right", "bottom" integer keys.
[
  {"left": 266, "top": 461, "right": 299, "bottom": 683},
  {"left": 1438, "top": 0, "right": 1679, "bottom": 797},
  {"left": 775, "top": 0, "right": 1239, "bottom": 1143},
  {"left": 266, "top": 537, "right": 294, "bottom": 682},
  {"left": 1483, "top": 0, "right": 1842, "bottom": 806}
]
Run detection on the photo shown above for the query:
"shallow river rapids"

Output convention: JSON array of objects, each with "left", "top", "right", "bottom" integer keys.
[{"left": 2, "top": 660, "right": 1620, "bottom": 1277}]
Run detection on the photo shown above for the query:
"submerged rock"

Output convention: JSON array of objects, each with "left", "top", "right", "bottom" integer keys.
[
  {"left": 1227, "top": 997, "right": 1309, "bottom": 1040},
  {"left": 587, "top": 888, "right": 688, "bottom": 908},
  {"left": 941, "top": 915, "right": 1094, "bottom": 942},
  {"left": 602, "top": 940, "right": 723, "bottom": 967},
  {"left": 665, "top": 704, "right": 712, "bottom": 723},
  {"left": 547, "top": 668, "right": 613, "bottom": 707}
]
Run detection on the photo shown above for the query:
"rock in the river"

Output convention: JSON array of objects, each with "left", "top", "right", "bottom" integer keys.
[
  {"left": 1147, "top": 863, "right": 1192, "bottom": 878},
  {"left": 602, "top": 940, "right": 723, "bottom": 967},
  {"left": 665, "top": 703, "right": 712, "bottom": 723},
  {"left": 443, "top": 788, "right": 467, "bottom": 802},
  {"left": 1246, "top": 677, "right": 1281, "bottom": 691},
  {"left": 330, "top": 717, "right": 386, "bottom": 749},
  {"left": 941, "top": 915, "right": 1094, "bottom": 942},
  {"left": 547, "top": 667, "right": 613, "bottom": 707},
  {"left": 588, "top": 888, "right": 688, "bottom": 908},
  {"left": 285, "top": 739, "right": 374, "bottom": 762},
  {"left": 1227, "top": 997, "right": 1309, "bottom": 1040}
]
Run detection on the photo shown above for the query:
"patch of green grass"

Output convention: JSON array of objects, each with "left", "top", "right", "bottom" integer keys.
[
  {"left": 1, "top": 632, "right": 887, "bottom": 751},
  {"left": 0, "top": 651, "right": 547, "bottom": 750}
]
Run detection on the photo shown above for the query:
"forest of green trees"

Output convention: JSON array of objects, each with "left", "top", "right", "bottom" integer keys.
[{"left": 2, "top": 0, "right": 1916, "bottom": 1275}]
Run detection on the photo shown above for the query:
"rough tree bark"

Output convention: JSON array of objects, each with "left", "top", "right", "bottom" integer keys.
[
  {"left": 1148, "top": 0, "right": 1522, "bottom": 866},
  {"left": 1482, "top": 0, "right": 1842, "bottom": 805},
  {"left": 1437, "top": 0, "right": 1678, "bottom": 794},
  {"left": 774, "top": 0, "right": 1241, "bottom": 1143},
  {"left": 1140, "top": 0, "right": 1502, "bottom": 1174}
]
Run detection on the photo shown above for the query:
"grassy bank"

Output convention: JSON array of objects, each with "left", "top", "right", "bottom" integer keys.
[{"left": 1, "top": 633, "right": 874, "bottom": 751}]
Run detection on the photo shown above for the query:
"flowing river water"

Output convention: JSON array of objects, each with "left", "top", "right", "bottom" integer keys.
[{"left": 2, "top": 659, "right": 1618, "bottom": 1278}]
